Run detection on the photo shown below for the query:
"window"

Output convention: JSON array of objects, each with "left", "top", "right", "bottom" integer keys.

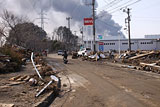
[
  {"left": 141, "top": 42, "right": 153, "bottom": 45},
  {"left": 104, "top": 43, "right": 115, "bottom": 45},
  {"left": 122, "top": 43, "right": 128, "bottom": 45}
]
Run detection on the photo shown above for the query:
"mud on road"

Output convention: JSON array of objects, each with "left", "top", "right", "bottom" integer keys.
[{"left": 48, "top": 54, "right": 160, "bottom": 107}]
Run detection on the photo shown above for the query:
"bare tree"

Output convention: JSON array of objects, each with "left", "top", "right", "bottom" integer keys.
[
  {"left": 1, "top": 10, "right": 24, "bottom": 29},
  {"left": 0, "top": 10, "right": 29, "bottom": 45}
]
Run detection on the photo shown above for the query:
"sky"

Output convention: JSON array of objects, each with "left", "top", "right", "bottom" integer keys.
[
  {"left": 0, "top": 0, "right": 160, "bottom": 39},
  {"left": 97, "top": 0, "right": 160, "bottom": 38}
]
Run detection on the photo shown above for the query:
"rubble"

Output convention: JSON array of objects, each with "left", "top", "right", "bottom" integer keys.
[
  {"left": 0, "top": 45, "right": 31, "bottom": 73},
  {"left": 72, "top": 52, "right": 78, "bottom": 59},
  {"left": 0, "top": 103, "right": 14, "bottom": 107},
  {"left": 118, "top": 50, "right": 160, "bottom": 74},
  {"left": 0, "top": 45, "right": 60, "bottom": 106},
  {"left": 78, "top": 49, "right": 160, "bottom": 74}
]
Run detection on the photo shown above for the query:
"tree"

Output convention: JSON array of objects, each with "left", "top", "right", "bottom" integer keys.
[
  {"left": 55, "top": 26, "right": 79, "bottom": 50},
  {"left": 0, "top": 10, "right": 28, "bottom": 46},
  {"left": 8, "top": 22, "right": 47, "bottom": 51},
  {"left": 1, "top": 10, "right": 26, "bottom": 30}
]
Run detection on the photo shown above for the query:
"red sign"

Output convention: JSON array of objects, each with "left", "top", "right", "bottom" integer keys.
[
  {"left": 99, "top": 42, "right": 104, "bottom": 45},
  {"left": 84, "top": 18, "right": 93, "bottom": 25}
]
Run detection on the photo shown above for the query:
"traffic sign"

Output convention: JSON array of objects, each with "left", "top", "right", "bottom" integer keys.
[{"left": 84, "top": 18, "right": 93, "bottom": 25}]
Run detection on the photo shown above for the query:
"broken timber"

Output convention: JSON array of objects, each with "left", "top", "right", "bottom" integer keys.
[
  {"left": 140, "top": 62, "right": 160, "bottom": 73},
  {"left": 129, "top": 51, "right": 155, "bottom": 60}
]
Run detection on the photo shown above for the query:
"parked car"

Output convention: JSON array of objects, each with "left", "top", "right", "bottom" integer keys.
[
  {"left": 57, "top": 50, "right": 64, "bottom": 55},
  {"left": 78, "top": 48, "right": 91, "bottom": 56}
]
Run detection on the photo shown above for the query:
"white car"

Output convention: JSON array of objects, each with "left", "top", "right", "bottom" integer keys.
[
  {"left": 78, "top": 48, "right": 91, "bottom": 56},
  {"left": 57, "top": 50, "right": 64, "bottom": 55}
]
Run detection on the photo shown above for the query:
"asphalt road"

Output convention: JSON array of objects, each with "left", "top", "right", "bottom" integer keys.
[{"left": 48, "top": 54, "right": 160, "bottom": 107}]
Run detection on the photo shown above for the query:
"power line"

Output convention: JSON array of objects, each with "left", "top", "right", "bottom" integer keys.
[
  {"left": 105, "top": 0, "right": 124, "bottom": 10},
  {"left": 103, "top": 0, "right": 108, "bottom": 4},
  {"left": 109, "top": 0, "right": 141, "bottom": 14},
  {"left": 107, "top": 0, "right": 135, "bottom": 13},
  {"left": 98, "top": 0, "right": 123, "bottom": 12}
]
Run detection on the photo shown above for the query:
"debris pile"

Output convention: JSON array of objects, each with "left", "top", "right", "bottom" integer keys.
[
  {"left": 0, "top": 45, "right": 60, "bottom": 106},
  {"left": 119, "top": 50, "right": 160, "bottom": 74},
  {"left": 30, "top": 52, "right": 60, "bottom": 97},
  {"left": 80, "top": 52, "right": 107, "bottom": 61},
  {"left": 72, "top": 51, "right": 78, "bottom": 59},
  {"left": 7, "top": 52, "right": 60, "bottom": 99},
  {"left": 78, "top": 49, "right": 160, "bottom": 74},
  {"left": 0, "top": 45, "right": 31, "bottom": 73}
]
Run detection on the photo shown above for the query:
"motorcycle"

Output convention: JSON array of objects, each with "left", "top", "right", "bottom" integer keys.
[{"left": 63, "top": 57, "right": 68, "bottom": 64}]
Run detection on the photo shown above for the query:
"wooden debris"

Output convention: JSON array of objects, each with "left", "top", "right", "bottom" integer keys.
[
  {"left": 9, "top": 75, "right": 31, "bottom": 81},
  {"left": 129, "top": 51, "right": 155, "bottom": 60},
  {"left": 9, "top": 75, "right": 21, "bottom": 81},
  {"left": 8, "top": 81, "right": 23, "bottom": 86},
  {"left": 17, "top": 75, "right": 28, "bottom": 81},
  {"left": 0, "top": 103, "right": 14, "bottom": 107},
  {"left": 140, "top": 62, "right": 160, "bottom": 73},
  {"left": 23, "top": 76, "right": 30, "bottom": 81}
]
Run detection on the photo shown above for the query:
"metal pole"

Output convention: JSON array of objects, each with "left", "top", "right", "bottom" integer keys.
[
  {"left": 127, "top": 8, "right": 131, "bottom": 51},
  {"left": 66, "top": 17, "right": 72, "bottom": 30},
  {"left": 119, "top": 33, "right": 121, "bottom": 55},
  {"left": 92, "top": 0, "right": 96, "bottom": 52},
  {"left": 81, "top": 27, "right": 84, "bottom": 47}
]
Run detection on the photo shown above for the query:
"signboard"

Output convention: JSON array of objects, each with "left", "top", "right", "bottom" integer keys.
[
  {"left": 84, "top": 18, "right": 93, "bottom": 25},
  {"left": 99, "top": 45, "right": 104, "bottom": 51},
  {"left": 99, "top": 42, "right": 104, "bottom": 51},
  {"left": 99, "top": 42, "right": 104, "bottom": 45},
  {"left": 98, "top": 35, "right": 103, "bottom": 39}
]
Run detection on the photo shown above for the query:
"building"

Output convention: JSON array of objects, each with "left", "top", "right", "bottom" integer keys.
[
  {"left": 145, "top": 34, "right": 160, "bottom": 39},
  {"left": 84, "top": 38, "right": 160, "bottom": 52}
]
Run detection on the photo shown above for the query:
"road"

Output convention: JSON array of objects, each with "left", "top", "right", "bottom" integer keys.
[{"left": 47, "top": 54, "right": 160, "bottom": 107}]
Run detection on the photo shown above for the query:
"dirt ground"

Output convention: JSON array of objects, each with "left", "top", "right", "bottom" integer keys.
[
  {"left": 1, "top": 54, "right": 160, "bottom": 107},
  {"left": 48, "top": 54, "right": 160, "bottom": 107},
  {"left": 0, "top": 62, "right": 53, "bottom": 107}
]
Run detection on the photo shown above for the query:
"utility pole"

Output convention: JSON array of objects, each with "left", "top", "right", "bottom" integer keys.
[
  {"left": 66, "top": 17, "right": 72, "bottom": 30},
  {"left": 80, "top": 27, "right": 84, "bottom": 46},
  {"left": 123, "top": 8, "right": 131, "bottom": 51},
  {"left": 36, "top": 8, "right": 47, "bottom": 30},
  {"left": 92, "top": 0, "right": 96, "bottom": 52},
  {"left": 40, "top": 9, "right": 44, "bottom": 30},
  {"left": 74, "top": 31, "right": 77, "bottom": 36}
]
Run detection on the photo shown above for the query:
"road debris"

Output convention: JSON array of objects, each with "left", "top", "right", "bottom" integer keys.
[
  {"left": 36, "top": 75, "right": 59, "bottom": 97},
  {"left": 31, "top": 52, "right": 43, "bottom": 80},
  {"left": 117, "top": 50, "right": 160, "bottom": 74},
  {"left": 0, "top": 103, "right": 14, "bottom": 107}
]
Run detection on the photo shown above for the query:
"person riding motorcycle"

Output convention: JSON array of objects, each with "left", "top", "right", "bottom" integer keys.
[{"left": 63, "top": 50, "right": 68, "bottom": 64}]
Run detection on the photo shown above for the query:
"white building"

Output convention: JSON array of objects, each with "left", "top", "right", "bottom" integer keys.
[
  {"left": 84, "top": 38, "right": 160, "bottom": 52},
  {"left": 145, "top": 34, "right": 160, "bottom": 39}
]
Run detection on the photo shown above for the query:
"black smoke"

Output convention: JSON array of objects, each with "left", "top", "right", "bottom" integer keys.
[{"left": 0, "top": 0, "right": 124, "bottom": 37}]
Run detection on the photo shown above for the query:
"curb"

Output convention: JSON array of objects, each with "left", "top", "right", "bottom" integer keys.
[
  {"left": 34, "top": 78, "right": 61, "bottom": 107},
  {"left": 34, "top": 89, "right": 59, "bottom": 107}
]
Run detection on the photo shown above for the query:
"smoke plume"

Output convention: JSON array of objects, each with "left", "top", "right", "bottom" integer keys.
[{"left": 0, "top": 0, "right": 125, "bottom": 39}]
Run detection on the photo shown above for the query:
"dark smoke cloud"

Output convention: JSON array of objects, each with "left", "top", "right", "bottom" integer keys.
[
  {"left": 96, "top": 11, "right": 125, "bottom": 37},
  {"left": 0, "top": 0, "right": 124, "bottom": 38}
]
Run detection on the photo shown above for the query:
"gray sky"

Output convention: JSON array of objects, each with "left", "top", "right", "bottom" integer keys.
[
  {"left": 0, "top": 0, "right": 124, "bottom": 39},
  {"left": 1, "top": 0, "right": 158, "bottom": 39}
]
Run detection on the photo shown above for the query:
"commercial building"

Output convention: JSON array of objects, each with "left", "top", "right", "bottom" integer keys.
[{"left": 84, "top": 35, "right": 160, "bottom": 52}]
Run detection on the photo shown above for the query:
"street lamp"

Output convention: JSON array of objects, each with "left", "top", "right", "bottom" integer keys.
[{"left": 118, "top": 32, "right": 121, "bottom": 55}]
